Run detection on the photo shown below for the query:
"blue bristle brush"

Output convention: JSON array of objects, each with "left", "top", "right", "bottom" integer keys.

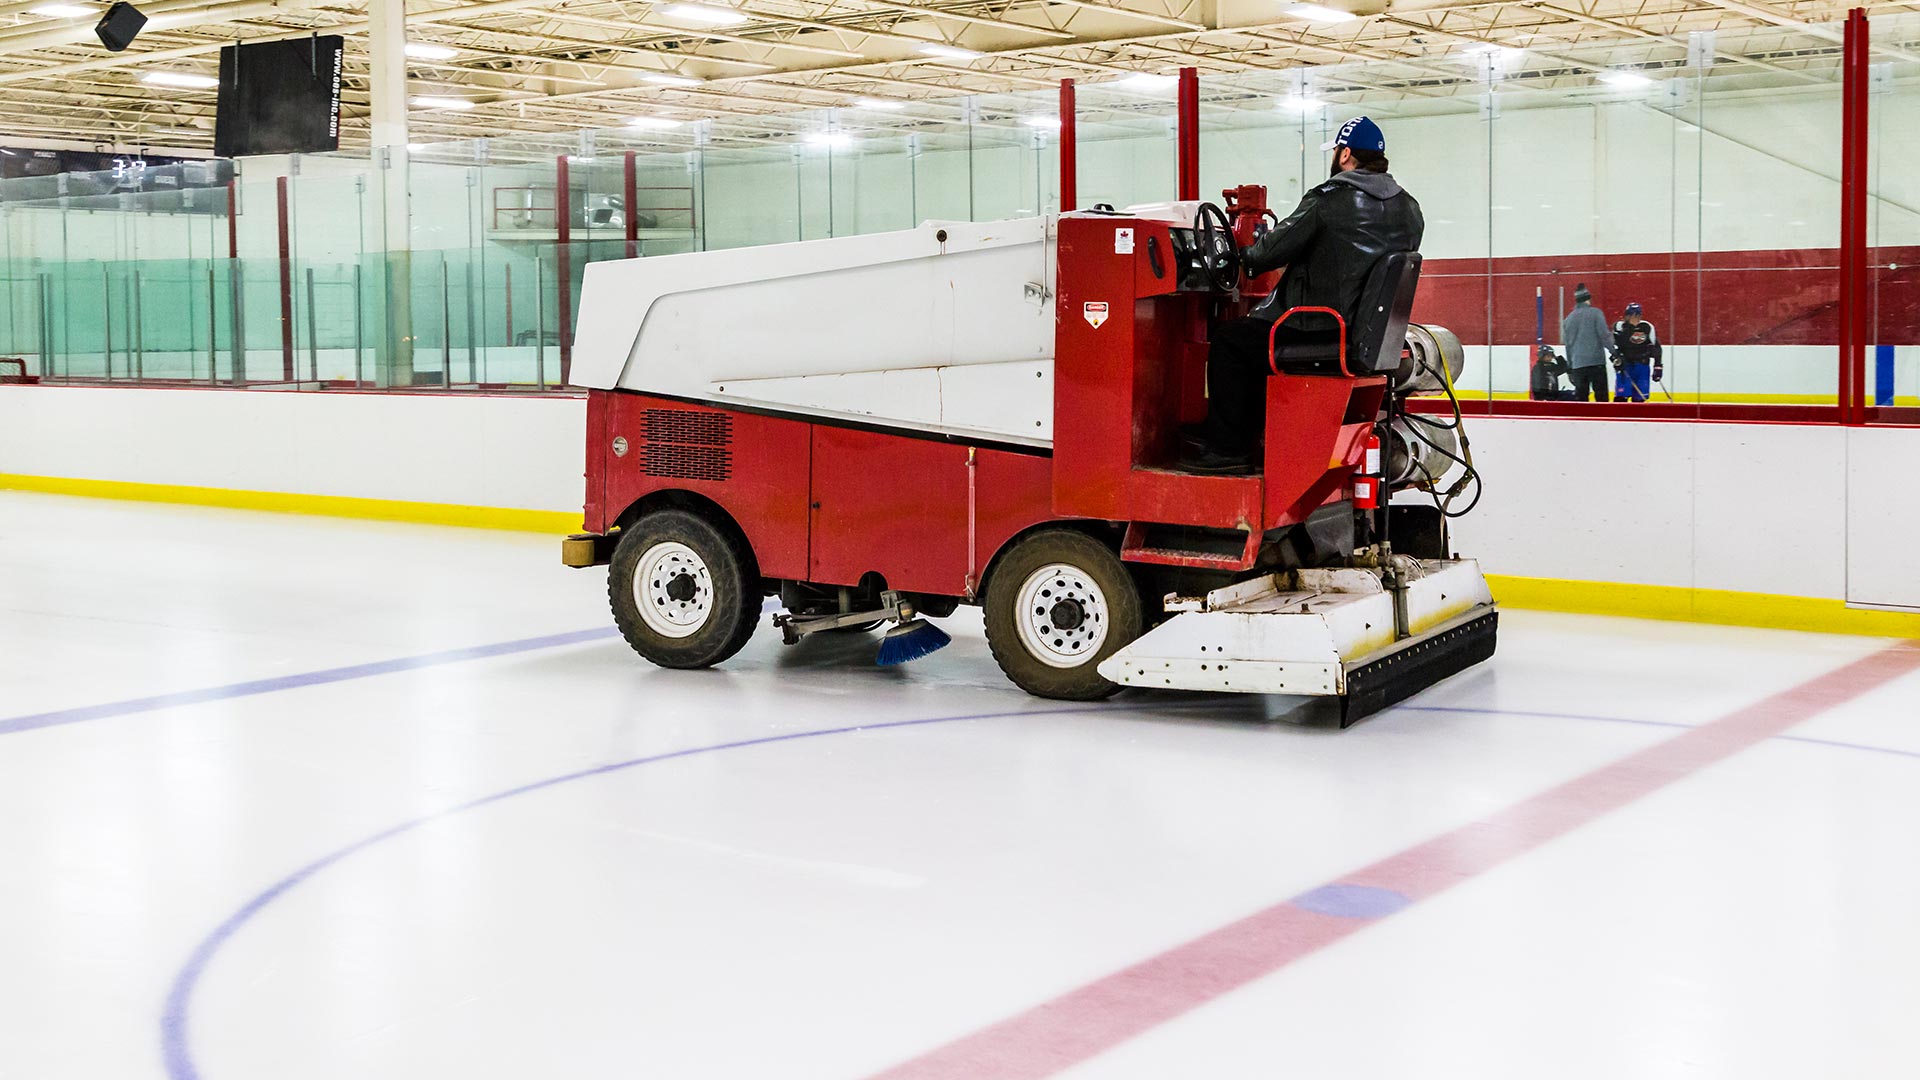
[{"left": 875, "top": 618, "right": 951, "bottom": 665}]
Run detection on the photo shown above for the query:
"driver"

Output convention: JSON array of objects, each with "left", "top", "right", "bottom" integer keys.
[{"left": 1182, "top": 116, "right": 1425, "bottom": 472}]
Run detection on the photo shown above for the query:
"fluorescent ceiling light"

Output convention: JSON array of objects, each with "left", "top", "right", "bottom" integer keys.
[
  {"left": 662, "top": 3, "right": 749, "bottom": 25},
  {"left": 1023, "top": 116, "right": 1062, "bottom": 129},
  {"left": 855, "top": 97, "right": 905, "bottom": 110},
  {"left": 919, "top": 43, "right": 982, "bottom": 60},
  {"left": 29, "top": 4, "right": 94, "bottom": 16},
  {"left": 1600, "top": 70, "right": 1652, "bottom": 87},
  {"left": 806, "top": 131, "right": 852, "bottom": 147},
  {"left": 1116, "top": 72, "right": 1177, "bottom": 90},
  {"left": 142, "top": 71, "right": 219, "bottom": 89},
  {"left": 412, "top": 95, "right": 476, "bottom": 109},
  {"left": 644, "top": 73, "right": 703, "bottom": 87},
  {"left": 628, "top": 116, "right": 684, "bottom": 129},
  {"left": 405, "top": 43, "right": 458, "bottom": 60},
  {"left": 1278, "top": 94, "right": 1325, "bottom": 112},
  {"left": 1286, "top": 4, "right": 1357, "bottom": 23},
  {"left": 407, "top": 143, "right": 426, "bottom": 151}
]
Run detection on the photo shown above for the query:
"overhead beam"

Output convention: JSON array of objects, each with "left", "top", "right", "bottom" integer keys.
[
  {"left": 851, "top": 0, "right": 1076, "bottom": 39},
  {"left": 0, "top": 26, "right": 319, "bottom": 83},
  {"left": 1043, "top": 0, "right": 1205, "bottom": 31},
  {"left": 1528, "top": 2, "right": 1825, "bottom": 82},
  {"left": 1377, "top": 14, "right": 1613, "bottom": 73},
  {"left": 1703, "top": 0, "right": 1920, "bottom": 63},
  {"left": 0, "top": 0, "right": 310, "bottom": 57},
  {"left": 483, "top": 9, "right": 872, "bottom": 60}
]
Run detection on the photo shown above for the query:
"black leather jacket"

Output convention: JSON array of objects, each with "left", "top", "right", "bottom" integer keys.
[{"left": 1242, "top": 169, "right": 1425, "bottom": 333}]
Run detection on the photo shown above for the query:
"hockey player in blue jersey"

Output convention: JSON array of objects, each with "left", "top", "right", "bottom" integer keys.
[{"left": 1612, "top": 302, "right": 1662, "bottom": 403}]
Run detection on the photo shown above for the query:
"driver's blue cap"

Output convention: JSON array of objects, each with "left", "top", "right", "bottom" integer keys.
[{"left": 1321, "top": 115, "right": 1386, "bottom": 153}]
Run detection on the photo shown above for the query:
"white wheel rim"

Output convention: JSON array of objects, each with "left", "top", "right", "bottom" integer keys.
[
  {"left": 1014, "top": 562, "right": 1110, "bottom": 669},
  {"left": 633, "top": 541, "right": 715, "bottom": 639}
]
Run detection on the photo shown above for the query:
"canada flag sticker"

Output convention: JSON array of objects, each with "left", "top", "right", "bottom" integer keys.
[{"left": 1083, "top": 301, "right": 1109, "bottom": 329}]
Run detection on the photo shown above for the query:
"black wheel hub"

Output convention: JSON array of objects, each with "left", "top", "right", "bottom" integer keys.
[
  {"left": 1048, "top": 599, "right": 1086, "bottom": 632},
  {"left": 664, "top": 573, "right": 698, "bottom": 602}
]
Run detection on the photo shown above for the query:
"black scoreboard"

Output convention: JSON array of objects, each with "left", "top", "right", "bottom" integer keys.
[{"left": 214, "top": 35, "right": 345, "bottom": 158}]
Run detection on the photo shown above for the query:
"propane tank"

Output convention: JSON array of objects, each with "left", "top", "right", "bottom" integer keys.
[
  {"left": 1382, "top": 416, "right": 1460, "bottom": 488},
  {"left": 1395, "top": 324, "right": 1466, "bottom": 395}
]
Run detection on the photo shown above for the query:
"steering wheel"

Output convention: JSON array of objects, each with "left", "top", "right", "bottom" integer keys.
[{"left": 1193, "top": 202, "right": 1241, "bottom": 291}]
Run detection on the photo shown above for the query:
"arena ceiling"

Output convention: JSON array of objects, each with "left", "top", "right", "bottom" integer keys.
[{"left": 0, "top": 0, "right": 1913, "bottom": 150}]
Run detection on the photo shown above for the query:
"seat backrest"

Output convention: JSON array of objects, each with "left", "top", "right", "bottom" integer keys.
[{"left": 1347, "top": 251, "right": 1423, "bottom": 375}]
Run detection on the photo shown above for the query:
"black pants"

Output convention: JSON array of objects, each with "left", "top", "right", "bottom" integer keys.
[
  {"left": 1201, "top": 318, "right": 1330, "bottom": 453},
  {"left": 1568, "top": 365, "right": 1611, "bottom": 403}
]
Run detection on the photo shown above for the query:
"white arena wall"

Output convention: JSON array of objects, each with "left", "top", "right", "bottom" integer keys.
[
  {"left": 4, "top": 385, "right": 1918, "bottom": 625},
  {"left": 1437, "top": 417, "right": 1919, "bottom": 613},
  {"left": 0, "top": 385, "right": 583, "bottom": 519}
]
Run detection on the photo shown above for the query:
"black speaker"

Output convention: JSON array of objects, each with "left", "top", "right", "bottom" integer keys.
[{"left": 94, "top": 2, "right": 148, "bottom": 52}]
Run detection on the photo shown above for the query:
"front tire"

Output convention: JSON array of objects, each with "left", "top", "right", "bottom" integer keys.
[
  {"left": 609, "top": 508, "right": 760, "bottom": 669},
  {"left": 984, "top": 529, "right": 1143, "bottom": 700}
]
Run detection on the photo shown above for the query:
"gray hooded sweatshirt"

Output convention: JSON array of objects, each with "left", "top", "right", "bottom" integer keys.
[{"left": 1560, "top": 301, "right": 1614, "bottom": 370}]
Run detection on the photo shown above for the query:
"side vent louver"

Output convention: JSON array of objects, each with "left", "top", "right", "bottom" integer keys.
[
  {"left": 644, "top": 409, "right": 731, "bottom": 446},
  {"left": 639, "top": 408, "right": 733, "bottom": 481}
]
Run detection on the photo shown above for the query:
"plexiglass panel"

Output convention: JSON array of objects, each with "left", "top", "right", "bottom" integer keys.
[
  {"left": 1694, "top": 24, "right": 1845, "bottom": 408},
  {"left": 0, "top": 31, "right": 1885, "bottom": 406},
  {"left": 1869, "top": 10, "right": 1920, "bottom": 419}
]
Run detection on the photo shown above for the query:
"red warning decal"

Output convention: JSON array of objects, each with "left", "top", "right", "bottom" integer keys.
[{"left": 1083, "top": 301, "right": 1109, "bottom": 329}]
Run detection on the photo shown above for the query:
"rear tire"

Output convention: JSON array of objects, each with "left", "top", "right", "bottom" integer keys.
[
  {"left": 984, "top": 529, "right": 1143, "bottom": 700},
  {"left": 608, "top": 508, "right": 760, "bottom": 669}
]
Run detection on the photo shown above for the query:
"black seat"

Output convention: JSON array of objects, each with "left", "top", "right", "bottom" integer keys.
[{"left": 1269, "top": 251, "right": 1423, "bottom": 376}]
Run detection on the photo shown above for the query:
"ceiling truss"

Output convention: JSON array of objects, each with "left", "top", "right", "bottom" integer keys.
[{"left": 0, "top": 0, "right": 1913, "bottom": 151}]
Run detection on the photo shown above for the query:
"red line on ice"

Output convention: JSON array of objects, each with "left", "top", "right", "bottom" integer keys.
[{"left": 864, "top": 641, "right": 1920, "bottom": 1080}]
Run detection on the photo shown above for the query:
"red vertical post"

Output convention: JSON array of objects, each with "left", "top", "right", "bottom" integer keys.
[
  {"left": 224, "top": 178, "right": 240, "bottom": 384},
  {"left": 1839, "top": 12, "right": 1853, "bottom": 420},
  {"left": 1059, "top": 78, "right": 1077, "bottom": 214},
  {"left": 504, "top": 262, "right": 514, "bottom": 346},
  {"left": 1843, "top": 8, "right": 1858, "bottom": 422},
  {"left": 1176, "top": 67, "right": 1200, "bottom": 202},
  {"left": 226, "top": 179, "right": 238, "bottom": 259},
  {"left": 1839, "top": 9, "right": 1869, "bottom": 424},
  {"left": 623, "top": 151, "right": 639, "bottom": 260},
  {"left": 556, "top": 153, "right": 573, "bottom": 386},
  {"left": 275, "top": 174, "right": 294, "bottom": 382}
]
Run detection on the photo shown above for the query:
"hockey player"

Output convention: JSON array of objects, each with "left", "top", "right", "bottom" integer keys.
[
  {"left": 1530, "top": 344, "right": 1572, "bottom": 400},
  {"left": 1612, "top": 302, "right": 1663, "bottom": 403}
]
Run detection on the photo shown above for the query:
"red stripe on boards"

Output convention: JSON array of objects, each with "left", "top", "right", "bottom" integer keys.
[{"left": 1412, "top": 246, "right": 1920, "bottom": 348}]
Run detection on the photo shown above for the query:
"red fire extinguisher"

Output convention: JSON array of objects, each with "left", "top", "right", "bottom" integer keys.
[{"left": 1354, "top": 432, "right": 1382, "bottom": 510}]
